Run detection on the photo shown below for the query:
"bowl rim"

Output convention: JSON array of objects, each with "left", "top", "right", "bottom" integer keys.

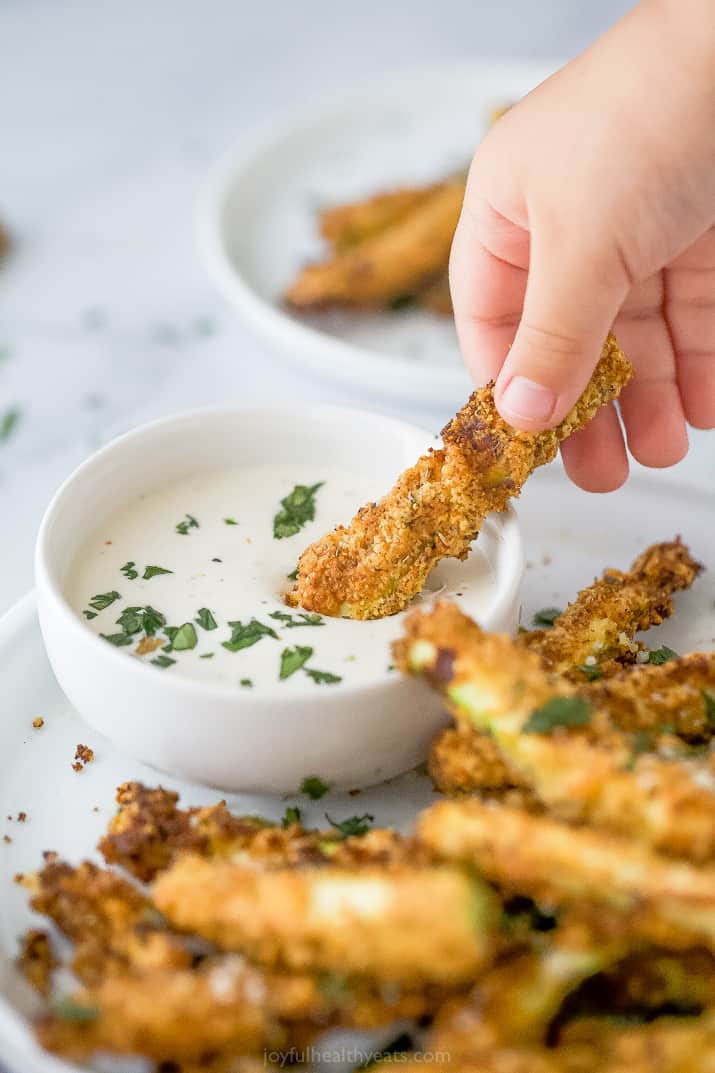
[
  {"left": 35, "top": 402, "right": 523, "bottom": 705},
  {"left": 194, "top": 61, "right": 559, "bottom": 405}
]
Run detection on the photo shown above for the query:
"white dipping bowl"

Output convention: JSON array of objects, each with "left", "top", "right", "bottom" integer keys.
[{"left": 35, "top": 405, "right": 523, "bottom": 793}]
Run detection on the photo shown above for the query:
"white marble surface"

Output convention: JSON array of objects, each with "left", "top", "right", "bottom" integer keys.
[{"left": 1, "top": 0, "right": 712, "bottom": 617}]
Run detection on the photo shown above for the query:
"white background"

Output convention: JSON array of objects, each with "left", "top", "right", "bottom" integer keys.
[{"left": 2, "top": 0, "right": 711, "bottom": 616}]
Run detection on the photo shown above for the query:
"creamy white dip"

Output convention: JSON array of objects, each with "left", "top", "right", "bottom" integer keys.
[{"left": 67, "top": 464, "right": 495, "bottom": 691}]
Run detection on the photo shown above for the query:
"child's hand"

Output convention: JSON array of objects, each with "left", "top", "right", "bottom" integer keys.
[{"left": 450, "top": 0, "right": 715, "bottom": 491}]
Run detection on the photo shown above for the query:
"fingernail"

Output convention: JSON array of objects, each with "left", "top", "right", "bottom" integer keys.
[{"left": 499, "top": 376, "right": 556, "bottom": 424}]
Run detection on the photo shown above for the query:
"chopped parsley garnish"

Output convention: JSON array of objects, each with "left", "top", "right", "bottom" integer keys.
[
  {"left": 273, "top": 482, "right": 323, "bottom": 540},
  {"left": 703, "top": 691, "right": 715, "bottom": 726},
  {"left": 523, "top": 696, "right": 592, "bottom": 734},
  {"left": 82, "top": 610, "right": 97, "bottom": 620},
  {"left": 120, "top": 561, "right": 139, "bottom": 580},
  {"left": 200, "top": 652, "right": 215, "bottom": 659},
  {"left": 626, "top": 728, "right": 655, "bottom": 770},
  {"left": 326, "top": 813, "right": 374, "bottom": 838},
  {"left": 195, "top": 607, "right": 218, "bottom": 631},
  {"left": 240, "top": 677, "right": 253, "bottom": 687},
  {"left": 305, "top": 667, "right": 342, "bottom": 685},
  {"left": 100, "top": 632, "right": 134, "bottom": 647},
  {"left": 287, "top": 567, "right": 299, "bottom": 581},
  {"left": 280, "top": 645, "right": 314, "bottom": 679},
  {"left": 151, "top": 654, "right": 176, "bottom": 669},
  {"left": 163, "top": 622, "right": 198, "bottom": 651},
  {"left": 648, "top": 645, "right": 678, "bottom": 665},
  {"left": 87, "top": 590, "right": 122, "bottom": 612},
  {"left": 301, "top": 775, "right": 330, "bottom": 800},
  {"left": 50, "top": 995, "right": 99, "bottom": 1023},
  {"left": 269, "top": 610, "right": 324, "bottom": 628},
  {"left": 143, "top": 564, "right": 173, "bottom": 580},
  {"left": 0, "top": 407, "right": 21, "bottom": 444},
  {"left": 175, "top": 513, "right": 199, "bottom": 535},
  {"left": 575, "top": 663, "right": 604, "bottom": 682},
  {"left": 282, "top": 805, "right": 301, "bottom": 827},
  {"left": 224, "top": 517, "right": 238, "bottom": 525},
  {"left": 532, "top": 607, "right": 562, "bottom": 627},
  {"left": 116, "top": 605, "right": 166, "bottom": 637},
  {"left": 222, "top": 618, "right": 279, "bottom": 653}
]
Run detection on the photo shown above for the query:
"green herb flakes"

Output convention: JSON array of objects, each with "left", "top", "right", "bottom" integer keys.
[
  {"left": 273, "top": 482, "right": 323, "bottom": 540},
  {"left": 576, "top": 663, "right": 604, "bottom": 682},
  {"left": 282, "top": 805, "right": 301, "bottom": 827},
  {"left": 175, "top": 514, "right": 199, "bottom": 535},
  {"left": 648, "top": 645, "right": 678, "bottom": 665},
  {"left": 100, "top": 632, "right": 134, "bottom": 647},
  {"left": 222, "top": 619, "right": 279, "bottom": 653},
  {"left": 224, "top": 517, "right": 238, "bottom": 526},
  {"left": 287, "top": 567, "right": 299, "bottom": 581},
  {"left": 120, "top": 561, "right": 139, "bottom": 580},
  {"left": 164, "top": 623, "right": 197, "bottom": 651},
  {"left": 703, "top": 691, "right": 715, "bottom": 726},
  {"left": 301, "top": 775, "right": 330, "bottom": 800},
  {"left": 280, "top": 645, "right": 313, "bottom": 680},
  {"left": 151, "top": 654, "right": 176, "bottom": 669},
  {"left": 117, "top": 606, "right": 166, "bottom": 637},
  {"left": 0, "top": 407, "right": 21, "bottom": 444},
  {"left": 305, "top": 667, "right": 342, "bottom": 685},
  {"left": 326, "top": 813, "right": 374, "bottom": 838},
  {"left": 388, "top": 293, "right": 416, "bottom": 312},
  {"left": 240, "top": 678, "right": 253, "bottom": 687},
  {"left": 82, "top": 610, "right": 97, "bottom": 620},
  {"left": 195, "top": 608, "right": 218, "bottom": 631},
  {"left": 143, "top": 565, "right": 173, "bottom": 580},
  {"left": 269, "top": 610, "right": 324, "bottom": 628},
  {"left": 523, "top": 696, "right": 592, "bottom": 734},
  {"left": 87, "top": 591, "right": 122, "bottom": 612},
  {"left": 200, "top": 652, "right": 215, "bottom": 660},
  {"left": 532, "top": 607, "right": 562, "bottom": 627}
]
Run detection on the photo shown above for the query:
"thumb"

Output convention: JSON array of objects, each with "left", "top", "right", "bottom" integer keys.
[{"left": 494, "top": 230, "right": 629, "bottom": 430}]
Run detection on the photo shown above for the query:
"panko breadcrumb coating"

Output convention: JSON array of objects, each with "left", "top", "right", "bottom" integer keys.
[
  {"left": 318, "top": 182, "right": 447, "bottom": 251},
  {"left": 418, "top": 799, "right": 715, "bottom": 953},
  {"left": 522, "top": 539, "right": 702, "bottom": 676},
  {"left": 290, "top": 335, "right": 632, "bottom": 619},
  {"left": 429, "top": 725, "right": 527, "bottom": 794},
  {"left": 285, "top": 180, "right": 465, "bottom": 309},
  {"left": 153, "top": 857, "right": 497, "bottom": 985},
  {"left": 99, "top": 781, "right": 414, "bottom": 882},
  {"left": 398, "top": 601, "right": 715, "bottom": 860},
  {"left": 16, "top": 930, "right": 56, "bottom": 996}
]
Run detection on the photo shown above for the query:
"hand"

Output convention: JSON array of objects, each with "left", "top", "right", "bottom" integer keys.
[{"left": 450, "top": 0, "right": 715, "bottom": 491}]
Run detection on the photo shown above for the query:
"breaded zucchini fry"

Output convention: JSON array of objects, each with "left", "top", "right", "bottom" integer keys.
[
  {"left": 100, "top": 781, "right": 413, "bottom": 882},
  {"left": 585, "top": 652, "right": 715, "bottom": 741},
  {"left": 285, "top": 180, "right": 464, "bottom": 309},
  {"left": 399, "top": 602, "right": 715, "bottom": 860},
  {"left": 27, "top": 857, "right": 191, "bottom": 984},
  {"left": 560, "top": 1012, "right": 715, "bottom": 1073},
  {"left": 37, "top": 961, "right": 276, "bottom": 1063},
  {"left": 290, "top": 335, "right": 632, "bottom": 619},
  {"left": 153, "top": 857, "right": 497, "bottom": 985},
  {"left": 319, "top": 182, "right": 446, "bottom": 250},
  {"left": 521, "top": 539, "right": 702, "bottom": 677},
  {"left": 429, "top": 725, "right": 526, "bottom": 794},
  {"left": 418, "top": 799, "right": 715, "bottom": 953}
]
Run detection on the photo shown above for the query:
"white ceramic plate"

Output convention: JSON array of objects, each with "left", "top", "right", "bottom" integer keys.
[
  {"left": 2, "top": 466, "right": 714, "bottom": 1072},
  {"left": 197, "top": 61, "right": 557, "bottom": 409}
]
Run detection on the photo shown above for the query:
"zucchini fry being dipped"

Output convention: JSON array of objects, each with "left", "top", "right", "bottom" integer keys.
[
  {"left": 397, "top": 602, "right": 715, "bottom": 860},
  {"left": 289, "top": 334, "right": 632, "bottom": 619}
]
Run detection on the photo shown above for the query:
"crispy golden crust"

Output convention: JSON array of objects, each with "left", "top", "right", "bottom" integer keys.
[
  {"left": 153, "top": 857, "right": 497, "bottom": 985},
  {"left": 27, "top": 857, "right": 192, "bottom": 984},
  {"left": 99, "top": 781, "right": 414, "bottom": 882},
  {"left": 399, "top": 601, "right": 715, "bottom": 861},
  {"left": 285, "top": 180, "right": 464, "bottom": 309},
  {"left": 290, "top": 335, "right": 632, "bottom": 619},
  {"left": 418, "top": 799, "right": 715, "bottom": 953},
  {"left": 585, "top": 653, "right": 715, "bottom": 741},
  {"left": 37, "top": 961, "right": 276, "bottom": 1062},
  {"left": 429, "top": 725, "right": 528, "bottom": 794},
  {"left": 319, "top": 182, "right": 446, "bottom": 250},
  {"left": 561, "top": 1014, "right": 715, "bottom": 1073},
  {"left": 521, "top": 540, "right": 703, "bottom": 675},
  {"left": 16, "top": 930, "right": 55, "bottom": 996}
]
